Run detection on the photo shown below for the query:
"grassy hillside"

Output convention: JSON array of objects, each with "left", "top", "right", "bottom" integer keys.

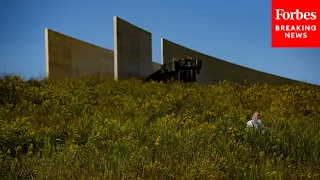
[{"left": 1, "top": 75, "right": 320, "bottom": 179}]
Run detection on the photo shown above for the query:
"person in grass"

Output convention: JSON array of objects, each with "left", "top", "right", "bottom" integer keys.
[{"left": 246, "top": 111, "right": 265, "bottom": 130}]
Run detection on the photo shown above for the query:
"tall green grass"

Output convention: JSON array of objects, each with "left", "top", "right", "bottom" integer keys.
[{"left": 1, "top": 75, "right": 320, "bottom": 179}]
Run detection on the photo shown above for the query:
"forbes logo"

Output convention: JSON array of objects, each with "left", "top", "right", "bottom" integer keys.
[{"left": 275, "top": 9, "right": 317, "bottom": 20}]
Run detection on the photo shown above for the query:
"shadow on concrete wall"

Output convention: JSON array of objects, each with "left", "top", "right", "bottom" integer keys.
[{"left": 146, "top": 69, "right": 178, "bottom": 82}]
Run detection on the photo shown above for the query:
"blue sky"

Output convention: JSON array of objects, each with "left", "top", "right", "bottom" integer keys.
[{"left": 0, "top": 0, "right": 319, "bottom": 85}]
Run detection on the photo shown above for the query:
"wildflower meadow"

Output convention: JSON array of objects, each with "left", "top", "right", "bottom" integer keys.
[{"left": 1, "top": 75, "right": 320, "bottom": 179}]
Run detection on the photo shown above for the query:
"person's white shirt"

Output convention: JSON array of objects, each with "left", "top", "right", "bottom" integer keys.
[{"left": 246, "top": 119, "right": 265, "bottom": 130}]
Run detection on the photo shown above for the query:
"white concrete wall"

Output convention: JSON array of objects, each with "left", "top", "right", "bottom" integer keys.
[
  {"left": 161, "top": 38, "right": 299, "bottom": 85},
  {"left": 114, "top": 16, "right": 152, "bottom": 80},
  {"left": 45, "top": 28, "right": 114, "bottom": 80}
]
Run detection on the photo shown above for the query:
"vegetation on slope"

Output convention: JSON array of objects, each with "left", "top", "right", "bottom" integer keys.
[{"left": 1, "top": 75, "right": 320, "bottom": 179}]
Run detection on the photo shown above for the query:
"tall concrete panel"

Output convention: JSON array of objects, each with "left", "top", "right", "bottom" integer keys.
[
  {"left": 161, "top": 38, "right": 299, "bottom": 85},
  {"left": 45, "top": 28, "right": 114, "bottom": 80},
  {"left": 152, "top": 62, "right": 161, "bottom": 72},
  {"left": 114, "top": 16, "right": 152, "bottom": 80}
]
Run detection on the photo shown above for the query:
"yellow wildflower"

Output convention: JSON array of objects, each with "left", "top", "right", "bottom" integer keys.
[{"left": 155, "top": 136, "right": 161, "bottom": 146}]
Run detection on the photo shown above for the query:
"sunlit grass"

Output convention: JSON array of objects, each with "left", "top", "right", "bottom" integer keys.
[{"left": 0, "top": 75, "right": 319, "bottom": 179}]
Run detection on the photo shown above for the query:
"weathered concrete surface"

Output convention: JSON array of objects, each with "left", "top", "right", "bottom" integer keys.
[
  {"left": 161, "top": 38, "right": 299, "bottom": 85},
  {"left": 151, "top": 62, "right": 161, "bottom": 72},
  {"left": 114, "top": 16, "right": 152, "bottom": 80},
  {"left": 45, "top": 28, "right": 114, "bottom": 80}
]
